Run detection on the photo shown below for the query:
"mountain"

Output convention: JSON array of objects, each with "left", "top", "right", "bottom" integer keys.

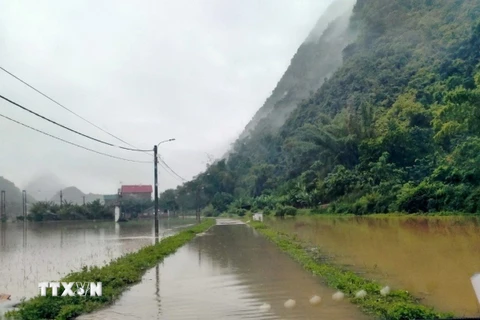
[
  {"left": 0, "top": 176, "right": 36, "bottom": 216},
  {"left": 49, "top": 187, "right": 103, "bottom": 205},
  {"left": 24, "top": 173, "right": 65, "bottom": 201},
  {"left": 238, "top": 0, "right": 356, "bottom": 140},
  {"left": 164, "top": 0, "right": 480, "bottom": 216}
]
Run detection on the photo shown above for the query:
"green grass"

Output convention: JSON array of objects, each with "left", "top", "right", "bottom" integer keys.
[
  {"left": 269, "top": 207, "right": 480, "bottom": 218},
  {"left": 248, "top": 220, "right": 454, "bottom": 320},
  {"left": 4, "top": 219, "right": 215, "bottom": 320}
]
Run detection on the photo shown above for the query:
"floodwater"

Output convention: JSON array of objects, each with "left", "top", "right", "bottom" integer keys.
[
  {"left": 268, "top": 215, "right": 480, "bottom": 318},
  {"left": 0, "top": 218, "right": 194, "bottom": 308},
  {"left": 79, "top": 219, "right": 370, "bottom": 320}
]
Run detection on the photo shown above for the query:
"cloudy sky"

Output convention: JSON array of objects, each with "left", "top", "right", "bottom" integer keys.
[{"left": 0, "top": 0, "right": 333, "bottom": 195}]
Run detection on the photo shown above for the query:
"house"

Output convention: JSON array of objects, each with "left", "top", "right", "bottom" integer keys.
[
  {"left": 120, "top": 185, "right": 152, "bottom": 201},
  {"left": 103, "top": 194, "right": 118, "bottom": 207}
]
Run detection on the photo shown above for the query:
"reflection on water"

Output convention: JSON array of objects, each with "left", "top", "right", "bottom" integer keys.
[
  {"left": 0, "top": 218, "right": 193, "bottom": 304},
  {"left": 269, "top": 215, "right": 480, "bottom": 317},
  {"left": 80, "top": 221, "right": 369, "bottom": 320}
]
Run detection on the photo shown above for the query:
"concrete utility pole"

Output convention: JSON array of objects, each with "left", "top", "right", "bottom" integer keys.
[
  {"left": 60, "top": 190, "right": 63, "bottom": 206},
  {"left": 22, "top": 190, "right": 27, "bottom": 219},
  {"left": 83, "top": 196, "right": 85, "bottom": 206},
  {"left": 196, "top": 188, "right": 199, "bottom": 222},
  {"left": 154, "top": 144, "right": 159, "bottom": 237},
  {"left": 196, "top": 186, "right": 203, "bottom": 223},
  {"left": 0, "top": 190, "right": 5, "bottom": 221},
  {"left": 154, "top": 138, "right": 175, "bottom": 238}
]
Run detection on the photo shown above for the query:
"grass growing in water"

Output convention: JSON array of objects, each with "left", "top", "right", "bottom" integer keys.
[
  {"left": 248, "top": 220, "right": 454, "bottom": 320},
  {"left": 5, "top": 219, "right": 215, "bottom": 320}
]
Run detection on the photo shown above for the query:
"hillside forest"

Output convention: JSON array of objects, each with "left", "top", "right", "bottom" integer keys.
[{"left": 158, "top": 0, "right": 480, "bottom": 217}]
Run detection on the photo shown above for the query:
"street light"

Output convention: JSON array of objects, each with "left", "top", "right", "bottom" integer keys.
[{"left": 154, "top": 138, "right": 175, "bottom": 238}]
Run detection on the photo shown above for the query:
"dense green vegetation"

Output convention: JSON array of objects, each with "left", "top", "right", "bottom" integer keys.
[
  {"left": 4, "top": 219, "right": 215, "bottom": 320},
  {"left": 160, "top": 0, "right": 480, "bottom": 216},
  {"left": 25, "top": 200, "right": 112, "bottom": 221},
  {"left": 248, "top": 220, "right": 453, "bottom": 320},
  {"left": 25, "top": 198, "right": 157, "bottom": 221}
]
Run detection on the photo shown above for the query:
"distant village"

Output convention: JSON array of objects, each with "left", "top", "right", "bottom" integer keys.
[{"left": 0, "top": 181, "right": 176, "bottom": 221}]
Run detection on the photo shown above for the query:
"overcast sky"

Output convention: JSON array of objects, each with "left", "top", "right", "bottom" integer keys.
[{"left": 0, "top": 0, "right": 333, "bottom": 195}]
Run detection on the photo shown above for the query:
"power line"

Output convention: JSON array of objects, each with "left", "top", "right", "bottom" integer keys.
[
  {"left": 0, "top": 94, "right": 152, "bottom": 152},
  {"left": 158, "top": 156, "right": 186, "bottom": 181},
  {"left": 0, "top": 66, "right": 148, "bottom": 152},
  {"left": 0, "top": 113, "right": 150, "bottom": 163},
  {"left": 0, "top": 92, "right": 185, "bottom": 181},
  {"left": 0, "top": 66, "right": 188, "bottom": 182}
]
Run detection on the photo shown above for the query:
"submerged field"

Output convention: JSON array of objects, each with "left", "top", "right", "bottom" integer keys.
[{"left": 249, "top": 214, "right": 480, "bottom": 318}]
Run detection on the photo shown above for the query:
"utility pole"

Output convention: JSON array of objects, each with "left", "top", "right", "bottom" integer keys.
[
  {"left": 154, "top": 144, "right": 159, "bottom": 237},
  {"left": 60, "top": 190, "right": 63, "bottom": 207},
  {"left": 22, "top": 190, "right": 27, "bottom": 219},
  {"left": 196, "top": 188, "right": 199, "bottom": 222},
  {"left": 0, "top": 190, "right": 5, "bottom": 221},
  {"left": 196, "top": 186, "right": 202, "bottom": 223},
  {"left": 83, "top": 196, "right": 85, "bottom": 206},
  {"left": 153, "top": 138, "right": 175, "bottom": 237}
]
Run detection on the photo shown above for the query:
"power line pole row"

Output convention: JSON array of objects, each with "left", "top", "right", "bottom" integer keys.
[{"left": 0, "top": 190, "right": 28, "bottom": 222}]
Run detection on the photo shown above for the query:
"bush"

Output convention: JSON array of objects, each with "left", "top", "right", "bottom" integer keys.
[
  {"left": 229, "top": 208, "right": 247, "bottom": 216},
  {"left": 201, "top": 204, "right": 216, "bottom": 217},
  {"left": 352, "top": 192, "right": 391, "bottom": 215},
  {"left": 263, "top": 208, "right": 272, "bottom": 216},
  {"left": 275, "top": 205, "right": 298, "bottom": 217}
]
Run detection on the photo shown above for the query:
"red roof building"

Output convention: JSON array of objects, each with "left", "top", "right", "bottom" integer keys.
[
  {"left": 121, "top": 185, "right": 153, "bottom": 193},
  {"left": 120, "top": 185, "right": 152, "bottom": 200}
]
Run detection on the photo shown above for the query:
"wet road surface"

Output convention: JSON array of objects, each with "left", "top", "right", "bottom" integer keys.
[{"left": 79, "top": 219, "right": 370, "bottom": 319}]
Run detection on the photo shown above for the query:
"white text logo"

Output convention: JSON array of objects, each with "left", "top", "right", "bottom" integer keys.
[{"left": 38, "top": 282, "right": 102, "bottom": 296}]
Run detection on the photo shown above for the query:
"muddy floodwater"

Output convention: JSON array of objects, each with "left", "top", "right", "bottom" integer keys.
[
  {"left": 80, "top": 219, "right": 370, "bottom": 320},
  {"left": 269, "top": 215, "right": 480, "bottom": 317},
  {"left": 0, "top": 218, "right": 194, "bottom": 305}
]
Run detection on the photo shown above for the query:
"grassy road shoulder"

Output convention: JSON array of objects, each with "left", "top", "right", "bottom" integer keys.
[
  {"left": 5, "top": 219, "right": 215, "bottom": 320},
  {"left": 247, "top": 220, "right": 453, "bottom": 320}
]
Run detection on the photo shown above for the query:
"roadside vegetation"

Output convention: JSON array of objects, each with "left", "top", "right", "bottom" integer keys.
[
  {"left": 4, "top": 219, "right": 215, "bottom": 320},
  {"left": 21, "top": 198, "right": 185, "bottom": 221},
  {"left": 247, "top": 219, "right": 453, "bottom": 320}
]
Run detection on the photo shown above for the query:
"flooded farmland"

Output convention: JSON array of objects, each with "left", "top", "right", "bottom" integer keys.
[
  {"left": 0, "top": 218, "right": 194, "bottom": 306},
  {"left": 268, "top": 215, "right": 480, "bottom": 318},
  {"left": 79, "top": 220, "right": 370, "bottom": 320},
  {"left": 3, "top": 215, "right": 477, "bottom": 319}
]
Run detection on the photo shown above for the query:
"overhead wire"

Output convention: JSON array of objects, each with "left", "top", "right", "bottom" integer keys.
[
  {"left": 158, "top": 156, "right": 186, "bottom": 181},
  {"left": 0, "top": 113, "right": 150, "bottom": 163},
  {"left": 0, "top": 66, "right": 143, "bottom": 150},
  {"left": 0, "top": 94, "right": 152, "bottom": 152},
  {"left": 0, "top": 66, "right": 188, "bottom": 181}
]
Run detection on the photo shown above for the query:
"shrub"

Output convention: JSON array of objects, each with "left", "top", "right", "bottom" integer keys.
[{"left": 275, "top": 205, "right": 298, "bottom": 217}]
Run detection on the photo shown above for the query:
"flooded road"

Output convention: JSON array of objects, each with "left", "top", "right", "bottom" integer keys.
[
  {"left": 0, "top": 218, "right": 194, "bottom": 304},
  {"left": 80, "top": 219, "right": 370, "bottom": 320},
  {"left": 269, "top": 215, "right": 480, "bottom": 317}
]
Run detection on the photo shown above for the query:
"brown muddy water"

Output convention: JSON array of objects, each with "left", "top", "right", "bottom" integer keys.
[
  {"left": 79, "top": 219, "right": 370, "bottom": 320},
  {"left": 269, "top": 215, "right": 480, "bottom": 318},
  {"left": 0, "top": 218, "right": 194, "bottom": 309}
]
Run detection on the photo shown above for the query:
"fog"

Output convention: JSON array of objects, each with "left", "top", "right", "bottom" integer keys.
[{"left": 0, "top": 0, "right": 334, "bottom": 196}]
